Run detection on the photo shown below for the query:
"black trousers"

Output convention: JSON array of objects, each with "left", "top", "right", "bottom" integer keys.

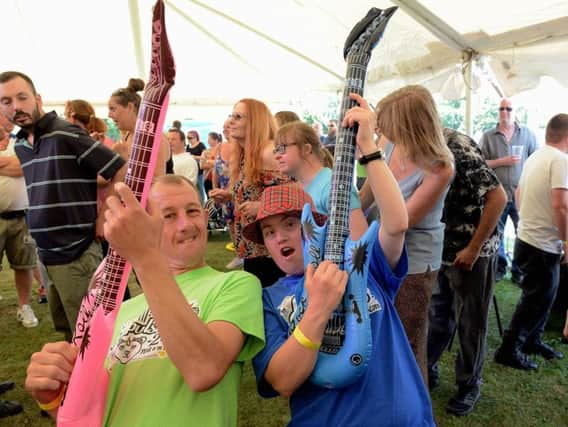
[
  {"left": 427, "top": 255, "right": 496, "bottom": 388},
  {"left": 502, "top": 238, "right": 561, "bottom": 349},
  {"left": 243, "top": 256, "right": 285, "bottom": 288}
]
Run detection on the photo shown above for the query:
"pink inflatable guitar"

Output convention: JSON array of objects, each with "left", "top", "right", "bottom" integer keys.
[{"left": 57, "top": 1, "right": 175, "bottom": 425}]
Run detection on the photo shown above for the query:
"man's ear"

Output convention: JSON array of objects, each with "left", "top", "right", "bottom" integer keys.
[
  {"left": 36, "top": 93, "right": 43, "bottom": 110},
  {"left": 146, "top": 197, "right": 160, "bottom": 218}
]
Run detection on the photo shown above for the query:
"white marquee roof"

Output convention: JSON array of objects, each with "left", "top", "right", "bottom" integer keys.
[{"left": 4, "top": 0, "right": 568, "bottom": 109}]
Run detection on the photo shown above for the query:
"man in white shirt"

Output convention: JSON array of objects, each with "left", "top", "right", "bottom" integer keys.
[
  {"left": 168, "top": 128, "right": 198, "bottom": 186},
  {"left": 0, "top": 113, "right": 38, "bottom": 327},
  {"left": 495, "top": 113, "right": 568, "bottom": 370}
]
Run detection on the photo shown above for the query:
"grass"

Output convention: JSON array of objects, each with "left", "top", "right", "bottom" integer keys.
[{"left": 1, "top": 231, "right": 567, "bottom": 426}]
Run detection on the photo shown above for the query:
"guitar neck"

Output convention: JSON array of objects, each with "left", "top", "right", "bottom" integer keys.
[
  {"left": 94, "top": 99, "right": 160, "bottom": 311},
  {"left": 324, "top": 53, "right": 370, "bottom": 266},
  {"left": 94, "top": 96, "right": 163, "bottom": 312},
  {"left": 95, "top": 11, "right": 175, "bottom": 312}
]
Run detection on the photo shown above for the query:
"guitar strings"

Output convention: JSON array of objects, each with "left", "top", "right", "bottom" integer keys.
[{"left": 97, "top": 84, "right": 170, "bottom": 313}]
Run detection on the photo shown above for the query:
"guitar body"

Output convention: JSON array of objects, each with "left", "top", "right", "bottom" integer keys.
[
  {"left": 57, "top": 1, "right": 175, "bottom": 425},
  {"left": 57, "top": 261, "right": 132, "bottom": 427},
  {"left": 297, "top": 205, "right": 378, "bottom": 388},
  {"left": 290, "top": 6, "right": 397, "bottom": 389}
]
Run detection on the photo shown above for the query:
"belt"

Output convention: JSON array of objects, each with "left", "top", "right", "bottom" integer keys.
[{"left": 0, "top": 210, "right": 27, "bottom": 220}]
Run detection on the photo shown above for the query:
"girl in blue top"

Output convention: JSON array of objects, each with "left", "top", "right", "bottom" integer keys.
[{"left": 273, "top": 120, "right": 368, "bottom": 240}]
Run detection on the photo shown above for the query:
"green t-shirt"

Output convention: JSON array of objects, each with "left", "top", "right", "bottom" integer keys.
[
  {"left": 356, "top": 160, "right": 367, "bottom": 178},
  {"left": 102, "top": 266, "right": 265, "bottom": 427}
]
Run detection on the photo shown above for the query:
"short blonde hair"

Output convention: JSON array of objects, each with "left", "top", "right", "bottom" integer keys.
[{"left": 153, "top": 174, "right": 202, "bottom": 204}]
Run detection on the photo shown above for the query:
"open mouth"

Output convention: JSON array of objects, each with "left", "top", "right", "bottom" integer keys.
[{"left": 280, "top": 247, "right": 295, "bottom": 258}]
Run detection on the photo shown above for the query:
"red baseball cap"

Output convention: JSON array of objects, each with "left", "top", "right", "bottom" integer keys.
[{"left": 242, "top": 184, "right": 327, "bottom": 244}]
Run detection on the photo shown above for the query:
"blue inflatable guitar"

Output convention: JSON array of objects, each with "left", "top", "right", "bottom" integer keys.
[{"left": 292, "top": 6, "right": 397, "bottom": 389}]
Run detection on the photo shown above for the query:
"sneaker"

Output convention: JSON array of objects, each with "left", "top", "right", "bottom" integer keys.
[
  {"left": 0, "top": 382, "right": 14, "bottom": 395},
  {"left": 225, "top": 242, "right": 236, "bottom": 252},
  {"left": 446, "top": 385, "right": 481, "bottom": 416},
  {"left": 0, "top": 400, "right": 23, "bottom": 418},
  {"left": 511, "top": 272, "right": 523, "bottom": 286},
  {"left": 495, "top": 270, "right": 505, "bottom": 282},
  {"left": 17, "top": 304, "right": 39, "bottom": 328},
  {"left": 226, "top": 257, "right": 244, "bottom": 270}
]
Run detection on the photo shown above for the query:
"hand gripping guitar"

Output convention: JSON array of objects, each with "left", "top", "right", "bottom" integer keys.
[
  {"left": 292, "top": 7, "right": 397, "bottom": 389},
  {"left": 57, "top": 1, "right": 175, "bottom": 425}
]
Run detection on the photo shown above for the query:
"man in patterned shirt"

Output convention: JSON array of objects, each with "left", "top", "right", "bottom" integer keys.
[{"left": 427, "top": 128, "right": 506, "bottom": 416}]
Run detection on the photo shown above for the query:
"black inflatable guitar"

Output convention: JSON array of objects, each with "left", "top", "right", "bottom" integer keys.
[{"left": 293, "top": 6, "right": 397, "bottom": 389}]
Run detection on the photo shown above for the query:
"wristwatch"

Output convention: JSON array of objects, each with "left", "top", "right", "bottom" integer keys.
[{"left": 358, "top": 149, "right": 384, "bottom": 165}]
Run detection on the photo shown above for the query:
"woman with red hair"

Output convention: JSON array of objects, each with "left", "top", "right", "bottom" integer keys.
[{"left": 210, "top": 98, "right": 290, "bottom": 286}]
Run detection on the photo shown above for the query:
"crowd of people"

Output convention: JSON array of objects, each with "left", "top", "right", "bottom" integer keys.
[{"left": 0, "top": 69, "right": 567, "bottom": 425}]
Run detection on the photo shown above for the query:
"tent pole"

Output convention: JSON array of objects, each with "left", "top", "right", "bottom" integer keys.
[
  {"left": 463, "top": 52, "right": 473, "bottom": 136},
  {"left": 129, "top": 0, "right": 145, "bottom": 79}
]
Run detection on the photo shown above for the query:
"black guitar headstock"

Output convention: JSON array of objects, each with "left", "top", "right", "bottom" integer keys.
[{"left": 343, "top": 6, "right": 397, "bottom": 60}]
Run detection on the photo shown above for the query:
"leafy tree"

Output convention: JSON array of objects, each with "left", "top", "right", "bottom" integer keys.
[
  {"left": 473, "top": 97, "right": 499, "bottom": 134},
  {"left": 104, "top": 118, "right": 121, "bottom": 142},
  {"left": 438, "top": 96, "right": 530, "bottom": 138},
  {"left": 301, "top": 95, "right": 340, "bottom": 134},
  {"left": 439, "top": 98, "right": 464, "bottom": 132}
]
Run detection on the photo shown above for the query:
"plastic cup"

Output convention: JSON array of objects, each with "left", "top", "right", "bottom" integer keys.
[{"left": 512, "top": 145, "right": 523, "bottom": 159}]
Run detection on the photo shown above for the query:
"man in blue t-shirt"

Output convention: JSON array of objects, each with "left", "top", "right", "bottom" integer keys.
[{"left": 244, "top": 94, "right": 434, "bottom": 426}]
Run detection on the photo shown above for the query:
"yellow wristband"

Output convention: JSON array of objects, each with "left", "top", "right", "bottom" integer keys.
[
  {"left": 293, "top": 326, "right": 321, "bottom": 351},
  {"left": 37, "top": 386, "right": 65, "bottom": 411}
]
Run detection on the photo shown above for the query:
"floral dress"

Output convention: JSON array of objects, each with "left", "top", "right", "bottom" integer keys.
[
  {"left": 232, "top": 157, "right": 291, "bottom": 259},
  {"left": 214, "top": 149, "right": 233, "bottom": 221}
]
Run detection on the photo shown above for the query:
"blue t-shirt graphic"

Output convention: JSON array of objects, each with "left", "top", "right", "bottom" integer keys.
[{"left": 253, "top": 240, "right": 435, "bottom": 426}]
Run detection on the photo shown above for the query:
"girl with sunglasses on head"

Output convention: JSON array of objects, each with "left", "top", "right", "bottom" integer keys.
[
  {"left": 108, "top": 78, "right": 171, "bottom": 176},
  {"left": 273, "top": 121, "right": 368, "bottom": 239},
  {"left": 209, "top": 98, "right": 291, "bottom": 287}
]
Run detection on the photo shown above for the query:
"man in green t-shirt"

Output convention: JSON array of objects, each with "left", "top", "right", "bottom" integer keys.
[{"left": 25, "top": 175, "right": 265, "bottom": 426}]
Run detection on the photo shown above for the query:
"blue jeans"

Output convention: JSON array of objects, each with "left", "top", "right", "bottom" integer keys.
[
  {"left": 196, "top": 173, "right": 207, "bottom": 203},
  {"left": 497, "top": 200, "right": 521, "bottom": 277}
]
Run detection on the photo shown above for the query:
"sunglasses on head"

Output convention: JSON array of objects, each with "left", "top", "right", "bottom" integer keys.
[{"left": 499, "top": 107, "right": 513, "bottom": 112}]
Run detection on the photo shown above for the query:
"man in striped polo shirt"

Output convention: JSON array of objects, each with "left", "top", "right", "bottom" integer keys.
[{"left": 0, "top": 71, "right": 126, "bottom": 340}]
